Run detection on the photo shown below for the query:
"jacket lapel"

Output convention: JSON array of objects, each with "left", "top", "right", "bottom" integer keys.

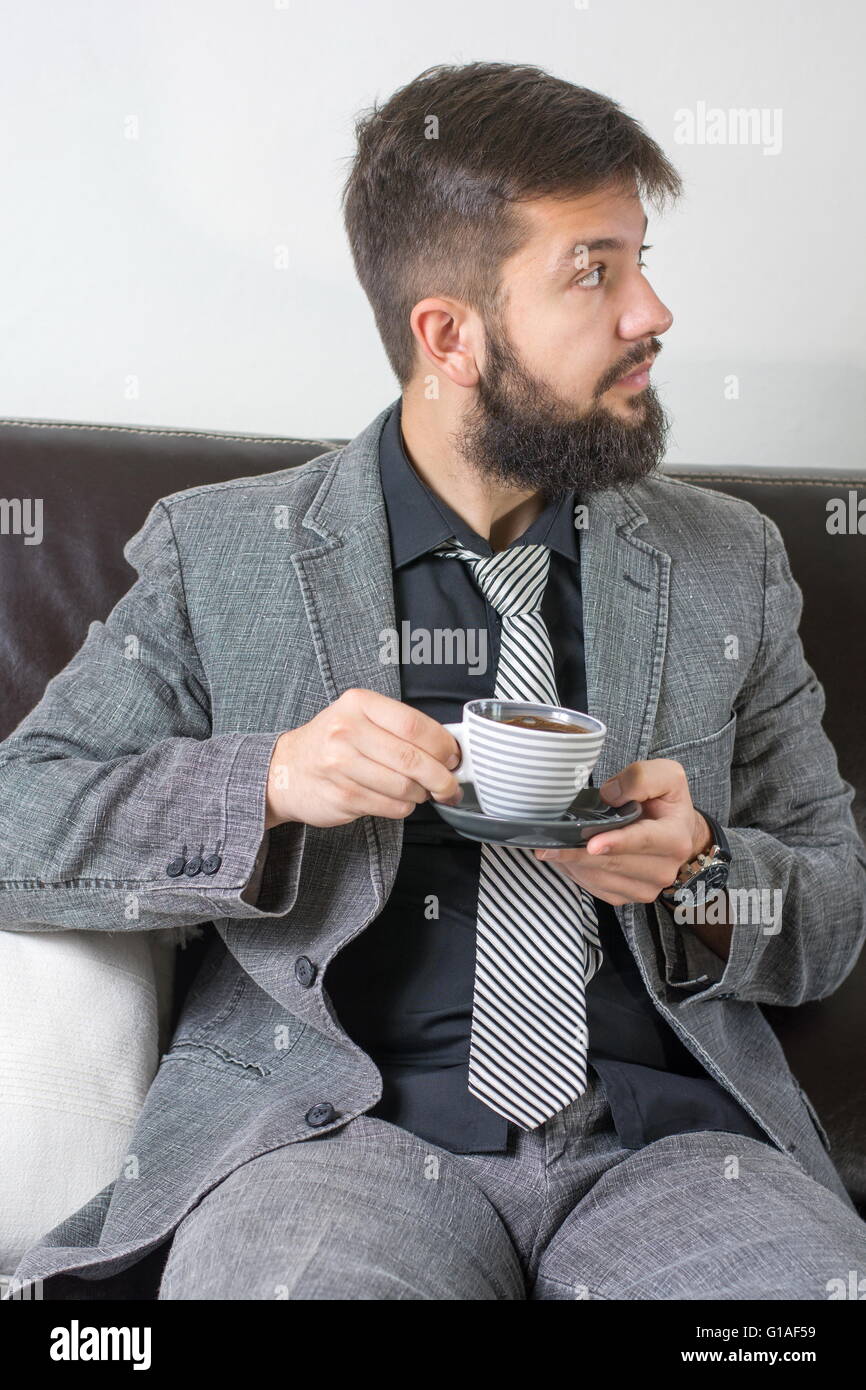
[
  {"left": 288, "top": 403, "right": 404, "bottom": 902},
  {"left": 580, "top": 482, "right": 671, "bottom": 954},
  {"left": 580, "top": 483, "right": 671, "bottom": 787}
]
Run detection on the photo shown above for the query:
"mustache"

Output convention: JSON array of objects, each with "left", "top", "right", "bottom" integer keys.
[{"left": 594, "top": 341, "right": 663, "bottom": 398}]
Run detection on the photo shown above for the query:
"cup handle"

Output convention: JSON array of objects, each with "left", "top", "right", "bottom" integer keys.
[{"left": 443, "top": 722, "right": 473, "bottom": 783}]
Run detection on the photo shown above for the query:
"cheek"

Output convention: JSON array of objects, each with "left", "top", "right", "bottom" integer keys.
[
  {"left": 535, "top": 303, "right": 610, "bottom": 390},
  {"left": 502, "top": 287, "right": 609, "bottom": 400},
  {"left": 525, "top": 323, "right": 602, "bottom": 398}
]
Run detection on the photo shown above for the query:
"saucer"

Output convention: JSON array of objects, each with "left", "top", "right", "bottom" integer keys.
[{"left": 432, "top": 784, "right": 642, "bottom": 848}]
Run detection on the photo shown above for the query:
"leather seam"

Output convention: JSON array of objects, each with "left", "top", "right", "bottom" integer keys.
[{"left": 0, "top": 418, "right": 343, "bottom": 447}]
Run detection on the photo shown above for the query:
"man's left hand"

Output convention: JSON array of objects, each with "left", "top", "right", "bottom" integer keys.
[{"left": 533, "top": 759, "right": 712, "bottom": 907}]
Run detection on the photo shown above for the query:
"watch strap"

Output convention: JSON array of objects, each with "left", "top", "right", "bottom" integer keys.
[
  {"left": 659, "top": 806, "right": 732, "bottom": 906},
  {"left": 693, "top": 806, "right": 731, "bottom": 862}
]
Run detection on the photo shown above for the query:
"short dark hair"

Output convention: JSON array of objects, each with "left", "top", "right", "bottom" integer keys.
[{"left": 341, "top": 61, "right": 683, "bottom": 387}]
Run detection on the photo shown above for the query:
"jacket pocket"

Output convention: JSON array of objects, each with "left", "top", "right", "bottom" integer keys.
[
  {"left": 649, "top": 712, "right": 737, "bottom": 760},
  {"left": 648, "top": 714, "right": 738, "bottom": 825}
]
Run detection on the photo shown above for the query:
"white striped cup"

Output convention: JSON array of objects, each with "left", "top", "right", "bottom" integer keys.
[{"left": 443, "top": 699, "right": 607, "bottom": 820}]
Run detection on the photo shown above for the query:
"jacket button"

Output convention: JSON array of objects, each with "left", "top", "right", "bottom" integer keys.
[
  {"left": 166, "top": 855, "right": 186, "bottom": 877},
  {"left": 305, "top": 1103, "right": 337, "bottom": 1127},
  {"left": 202, "top": 853, "right": 222, "bottom": 874},
  {"left": 294, "top": 956, "right": 317, "bottom": 987},
  {"left": 184, "top": 854, "right": 203, "bottom": 876}
]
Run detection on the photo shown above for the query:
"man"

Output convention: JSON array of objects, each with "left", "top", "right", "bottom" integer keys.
[{"left": 3, "top": 61, "right": 866, "bottom": 1301}]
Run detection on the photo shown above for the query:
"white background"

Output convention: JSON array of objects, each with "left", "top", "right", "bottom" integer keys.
[{"left": 2, "top": 0, "right": 863, "bottom": 468}]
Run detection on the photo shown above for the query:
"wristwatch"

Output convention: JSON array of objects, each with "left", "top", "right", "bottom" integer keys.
[{"left": 658, "top": 808, "right": 732, "bottom": 909}]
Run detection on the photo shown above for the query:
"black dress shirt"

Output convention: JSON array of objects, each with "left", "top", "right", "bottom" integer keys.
[{"left": 324, "top": 399, "right": 767, "bottom": 1153}]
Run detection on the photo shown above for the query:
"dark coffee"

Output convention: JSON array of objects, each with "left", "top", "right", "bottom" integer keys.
[{"left": 496, "top": 714, "right": 593, "bottom": 734}]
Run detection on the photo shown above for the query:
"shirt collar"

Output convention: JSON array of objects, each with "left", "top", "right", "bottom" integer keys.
[{"left": 378, "top": 398, "right": 579, "bottom": 568}]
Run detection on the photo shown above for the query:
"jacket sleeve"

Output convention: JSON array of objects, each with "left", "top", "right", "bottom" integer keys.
[
  {"left": 654, "top": 512, "right": 866, "bottom": 1006},
  {"left": 0, "top": 498, "right": 306, "bottom": 932}
]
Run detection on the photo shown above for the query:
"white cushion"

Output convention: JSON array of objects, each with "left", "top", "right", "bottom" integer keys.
[{"left": 0, "top": 927, "right": 183, "bottom": 1273}]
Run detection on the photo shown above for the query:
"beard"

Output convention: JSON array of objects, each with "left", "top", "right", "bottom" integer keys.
[{"left": 452, "top": 315, "right": 671, "bottom": 500}]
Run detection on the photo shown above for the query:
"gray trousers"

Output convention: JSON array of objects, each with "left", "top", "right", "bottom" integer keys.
[{"left": 158, "top": 1070, "right": 866, "bottom": 1300}]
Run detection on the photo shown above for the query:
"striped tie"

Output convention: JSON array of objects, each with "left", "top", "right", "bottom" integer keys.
[{"left": 435, "top": 534, "right": 603, "bottom": 1130}]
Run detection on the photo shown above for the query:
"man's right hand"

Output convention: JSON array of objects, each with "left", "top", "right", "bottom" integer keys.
[{"left": 265, "top": 688, "right": 463, "bottom": 829}]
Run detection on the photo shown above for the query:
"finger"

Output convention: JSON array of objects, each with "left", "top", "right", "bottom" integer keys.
[
  {"left": 332, "top": 784, "right": 423, "bottom": 820},
  {"left": 349, "top": 719, "right": 462, "bottom": 801},
  {"left": 534, "top": 846, "right": 590, "bottom": 862},
  {"left": 536, "top": 823, "right": 675, "bottom": 860},
  {"left": 550, "top": 863, "right": 671, "bottom": 905},
  {"left": 536, "top": 846, "right": 644, "bottom": 877},
  {"left": 585, "top": 828, "right": 661, "bottom": 857},
  {"left": 583, "top": 821, "right": 691, "bottom": 860},
  {"left": 542, "top": 846, "right": 683, "bottom": 886},
  {"left": 331, "top": 751, "right": 432, "bottom": 807},
  {"left": 599, "top": 758, "right": 691, "bottom": 807},
  {"left": 345, "top": 689, "right": 462, "bottom": 770}
]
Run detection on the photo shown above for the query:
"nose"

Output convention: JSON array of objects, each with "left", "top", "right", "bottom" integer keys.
[{"left": 618, "top": 278, "right": 673, "bottom": 342}]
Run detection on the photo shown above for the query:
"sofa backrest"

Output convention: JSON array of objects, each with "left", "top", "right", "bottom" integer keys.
[{"left": 2, "top": 417, "right": 862, "bottom": 835}]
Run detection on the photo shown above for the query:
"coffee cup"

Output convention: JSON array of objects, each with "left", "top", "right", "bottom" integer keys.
[{"left": 443, "top": 699, "right": 607, "bottom": 820}]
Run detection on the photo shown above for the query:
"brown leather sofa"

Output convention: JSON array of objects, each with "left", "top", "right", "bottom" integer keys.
[{"left": 1, "top": 414, "right": 864, "bottom": 1210}]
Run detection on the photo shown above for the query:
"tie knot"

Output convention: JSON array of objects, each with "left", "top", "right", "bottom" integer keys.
[{"left": 434, "top": 540, "right": 551, "bottom": 617}]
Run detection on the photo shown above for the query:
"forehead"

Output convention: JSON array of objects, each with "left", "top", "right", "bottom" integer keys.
[{"left": 508, "top": 185, "right": 648, "bottom": 276}]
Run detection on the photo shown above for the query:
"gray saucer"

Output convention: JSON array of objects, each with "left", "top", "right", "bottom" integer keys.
[{"left": 432, "top": 784, "right": 642, "bottom": 848}]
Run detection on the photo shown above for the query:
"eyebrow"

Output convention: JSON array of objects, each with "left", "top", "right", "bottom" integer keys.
[{"left": 548, "top": 215, "right": 650, "bottom": 277}]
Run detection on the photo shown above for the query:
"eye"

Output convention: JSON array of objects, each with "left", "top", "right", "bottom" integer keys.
[
  {"left": 574, "top": 245, "right": 652, "bottom": 290},
  {"left": 575, "top": 265, "right": 605, "bottom": 289}
]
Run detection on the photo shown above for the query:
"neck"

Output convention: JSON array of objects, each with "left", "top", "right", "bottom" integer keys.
[{"left": 398, "top": 386, "right": 547, "bottom": 550}]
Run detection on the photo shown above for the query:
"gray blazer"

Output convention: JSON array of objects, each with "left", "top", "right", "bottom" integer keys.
[{"left": 3, "top": 399, "right": 865, "bottom": 1295}]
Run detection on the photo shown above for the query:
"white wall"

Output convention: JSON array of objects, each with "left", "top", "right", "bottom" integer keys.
[{"left": 2, "top": 0, "right": 863, "bottom": 469}]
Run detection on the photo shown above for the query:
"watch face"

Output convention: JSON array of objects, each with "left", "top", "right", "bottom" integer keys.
[{"left": 702, "top": 862, "right": 730, "bottom": 891}]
